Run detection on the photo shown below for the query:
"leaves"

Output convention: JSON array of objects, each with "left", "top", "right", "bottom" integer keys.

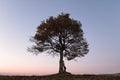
[{"left": 30, "top": 13, "right": 89, "bottom": 60}]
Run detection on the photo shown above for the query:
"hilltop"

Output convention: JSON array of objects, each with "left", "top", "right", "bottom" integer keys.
[{"left": 0, "top": 72, "right": 120, "bottom": 80}]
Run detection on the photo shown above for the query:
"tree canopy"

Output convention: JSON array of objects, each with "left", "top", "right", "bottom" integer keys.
[{"left": 29, "top": 13, "right": 89, "bottom": 73}]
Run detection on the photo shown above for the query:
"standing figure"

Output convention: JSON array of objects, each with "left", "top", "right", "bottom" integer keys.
[{"left": 62, "top": 61, "right": 66, "bottom": 72}]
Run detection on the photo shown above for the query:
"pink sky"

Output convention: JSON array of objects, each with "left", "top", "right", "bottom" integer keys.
[{"left": 0, "top": 0, "right": 120, "bottom": 75}]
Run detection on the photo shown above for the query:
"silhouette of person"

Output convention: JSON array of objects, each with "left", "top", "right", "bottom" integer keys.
[
  {"left": 64, "top": 65, "right": 66, "bottom": 72},
  {"left": 62, "top": 61, "right": 66, "bottom": 72}
]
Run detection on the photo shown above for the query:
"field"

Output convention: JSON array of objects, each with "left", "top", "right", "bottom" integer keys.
[{"left": 0, "top": 73, "right": 120, "bottom": 80}]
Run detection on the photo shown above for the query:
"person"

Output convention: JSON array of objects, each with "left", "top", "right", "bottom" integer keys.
[
  {"left": 62, "top": 61, "right": 66, "bottom": 72},
  {"left": 64, "top": 65, "right": 66, "bottom": 72}
]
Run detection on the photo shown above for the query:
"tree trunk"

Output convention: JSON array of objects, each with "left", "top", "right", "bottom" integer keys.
[{"left": 59, "top": 51, "right": 64, "bottom": 73}]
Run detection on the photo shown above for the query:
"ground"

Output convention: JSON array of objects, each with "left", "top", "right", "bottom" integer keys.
[{"left": 0, "top": 73, "right": 120, "bottom": 80}]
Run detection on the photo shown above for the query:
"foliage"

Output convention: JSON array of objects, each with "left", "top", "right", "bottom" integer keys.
[{"left": 29, "top": 13, "right": 89, "bottom": 60}]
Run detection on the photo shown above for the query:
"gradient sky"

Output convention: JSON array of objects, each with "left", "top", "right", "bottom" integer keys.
[{"left": 0, "top": 0, "right": 120, "bottom": 75}]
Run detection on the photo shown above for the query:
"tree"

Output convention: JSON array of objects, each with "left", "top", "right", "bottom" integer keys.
[{"left": 29, "top": 13, "right": 89, "bottom": 73}]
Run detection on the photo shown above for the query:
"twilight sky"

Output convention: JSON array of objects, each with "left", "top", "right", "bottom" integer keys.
[{"left": 0, "top": 0, "right": 120, "bottom": 75}]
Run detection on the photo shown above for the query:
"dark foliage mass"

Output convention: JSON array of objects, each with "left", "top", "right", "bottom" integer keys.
[
  {"left": 29, "top": 13, "right": 89, "bottom": 73},
  {"left": 30, "top": 13, "right": 89, "bottom": 60}
]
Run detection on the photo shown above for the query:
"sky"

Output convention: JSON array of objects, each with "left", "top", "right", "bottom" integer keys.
[{"left": 0, "top": 0, "right": 120, "bottom": 75}]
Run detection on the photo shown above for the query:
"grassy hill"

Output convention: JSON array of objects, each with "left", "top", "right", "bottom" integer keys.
[{"left": 0, "top": 73, "right": 120, "bottom": 80}]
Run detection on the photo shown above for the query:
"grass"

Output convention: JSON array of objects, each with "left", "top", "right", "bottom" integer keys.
[{"left": 0, "top": 73, "right": 120, "bottom": 80}]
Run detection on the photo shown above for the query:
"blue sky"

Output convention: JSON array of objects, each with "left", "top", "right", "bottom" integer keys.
[{"left": 0, "top": 0, "right": 120, "bottom": 75}]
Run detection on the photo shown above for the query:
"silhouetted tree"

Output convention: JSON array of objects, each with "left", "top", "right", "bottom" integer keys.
[{"left": 29, "top": 13, "right": 89, "bottom": 73}]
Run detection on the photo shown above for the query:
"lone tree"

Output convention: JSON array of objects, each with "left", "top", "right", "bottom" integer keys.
[{"left": 29, "top": 13, "right": 89, "bottom": 73}]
